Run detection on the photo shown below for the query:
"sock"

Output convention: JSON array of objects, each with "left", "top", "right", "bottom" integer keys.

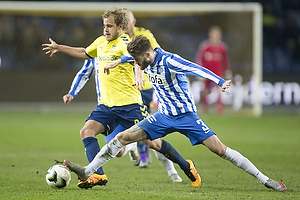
[
  {"left": 82, "top": 137, "right": 104, "bottom": 175},
  {"left": 154, "top": 150, "right": 177, "bottom": 177},
  {"left": 138, "top": 142, "right": 150, "bottom": 163},
  {"left": 121, "top": 143, "right": 136, "bottom": 157},
  {"left": 85, "top": 138, "right": 123, "bottom": 176},
  {"left": 159, "top": 140, "right": 189, "bottom": 172},
  {"left": 137, "top": 141, "right": 148, "bottom": 153},
  {"left": 222, "top": 147, "right": 269, "bottom": 184}
]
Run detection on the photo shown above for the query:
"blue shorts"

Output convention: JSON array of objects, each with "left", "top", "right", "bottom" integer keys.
[
  {"left": 136, "top": 111, "right": 215, "bottom": 145},
  {"left": 140, "top": 88, "right": 153, "bottom": 113},
  {"left": 104, "top": 124, "right": 126, "bottom": 143},
  {"left": 87, "top": 103, "right": 148, "bottom": 136}
]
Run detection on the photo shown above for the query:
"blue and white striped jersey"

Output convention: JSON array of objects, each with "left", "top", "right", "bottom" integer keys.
[
  {"left": 68, "top": 58, "right": 101, "bottom": 104},
  {"left": 147, "top": 47, "right": 226, "bottom": 116}
]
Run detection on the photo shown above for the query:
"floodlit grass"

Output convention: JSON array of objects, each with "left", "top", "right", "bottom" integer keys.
[{"left": 0, "top": 112, "right": 299, "bottom": 200}]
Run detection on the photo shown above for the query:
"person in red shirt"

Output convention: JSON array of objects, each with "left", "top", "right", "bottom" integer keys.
[{"left": 196, "top": 26, "right": 232, "bottom": 114}]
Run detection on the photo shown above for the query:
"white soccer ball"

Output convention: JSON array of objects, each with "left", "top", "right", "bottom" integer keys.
[{"left": 46, "top": 165, "right": 71, "bottom": 189}]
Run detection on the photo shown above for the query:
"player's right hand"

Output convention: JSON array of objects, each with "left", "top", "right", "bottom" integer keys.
[
  {"left": 42, "top": 38, "right": 58, "bottom": 57},
  {"left": 63, "top": 94, "right": 73, "bottom": 104}
]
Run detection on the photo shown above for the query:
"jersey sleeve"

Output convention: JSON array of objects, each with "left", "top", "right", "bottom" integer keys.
[
  {"left": 120, "top": 55, "right": 134, "bottom": 63},
  {"left": 167, "top": 54, "right": 226, "bottom": 87},
  {"left": 85, "top": 37, "right": 102, "bottom": 58},
  {"left": 68, "top": 59, "right": 94, "bottom": 98}
]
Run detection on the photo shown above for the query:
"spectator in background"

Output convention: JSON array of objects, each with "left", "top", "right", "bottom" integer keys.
[{"left": 195, "top": 25, "right": 232, "bottom": 114}]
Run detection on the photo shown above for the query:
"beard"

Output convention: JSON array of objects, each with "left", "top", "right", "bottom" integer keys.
[{"left": 140, "top": 60, "right": 151, "bottom": 70}]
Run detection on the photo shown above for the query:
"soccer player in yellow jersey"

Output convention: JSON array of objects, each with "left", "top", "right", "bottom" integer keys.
[
  {"left": 42, "top": 8, "right": 194, "bottom": 189},
  {"left": 43, "top": 8, "right": 140, "bottom": 188}
]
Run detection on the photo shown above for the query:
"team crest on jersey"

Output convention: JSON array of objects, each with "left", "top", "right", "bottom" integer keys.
[
  {"left": 157, "top": 66, "right": 164, "bottom": 73},
  {"left": 109, "top": 45, "right": 117, "bottom": 52}
]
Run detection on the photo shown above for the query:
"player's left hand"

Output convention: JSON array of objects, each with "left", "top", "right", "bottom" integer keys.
[
  {"left": 133, "top": 77, "right": 145, "bottom": 90},
  {"left": 104, "top": 59, "right": 121, "bottom": 75},
  {"left": 63, "top": 94, "right": 73, "bottom": 104},
  {"left": 132, "top": 79, "right": 146, "bottom": 90},
  {"left": 221, "top": 80, "right": 231, "bottom": 92},
  {"left": 133, "top": 62, "right": 145, "bottom": 90}
]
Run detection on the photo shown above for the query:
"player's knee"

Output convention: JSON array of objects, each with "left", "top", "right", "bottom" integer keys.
[
  {"left": 145, "top": 141, "right": 155, "bottom": 149},
  {"left": 217, "top": 146, "right": 227, "bottom": 157},
  {"left": 80, "top": 128, "right": 96, "bottom": 139},
  {"left": 79, "top": 128, "right": 86, "bottom": 139},
  {"left": 144, "top": 139, "right": 161, "bottom": 151},
  {"left": 116, "top": 131, "right": 126, "bottom": 144}
]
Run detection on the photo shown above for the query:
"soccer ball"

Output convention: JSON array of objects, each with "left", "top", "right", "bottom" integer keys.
[{"left": 46, "top": 165, "right": 71, "bottom": 189}]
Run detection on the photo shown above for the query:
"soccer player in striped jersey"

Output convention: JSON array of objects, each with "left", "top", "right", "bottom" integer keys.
[
  {"left": 63, "top": 35, "right": 287, "bottom": 191},
  {"left": 125, "top": 10, "right": 181, "bottom": 176},
  {"left": 43, "top": 8, "right": 191, "bottom": 189}
]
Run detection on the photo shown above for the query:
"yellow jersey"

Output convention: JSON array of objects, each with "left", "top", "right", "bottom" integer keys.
[
  {"left": 85, "top": 33, "right": 142, "bottom": 107},
  {"left": 132, "top": 27, "right": 160, "bottom": 90}
]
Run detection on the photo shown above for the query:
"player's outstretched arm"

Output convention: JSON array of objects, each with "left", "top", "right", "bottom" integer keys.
[
  {"left": 133, "top": 63, "right": 145, "bottom": 90},
  {"left": 104, "top": 59, "right": 122, "bottom": 75},
  {"left": 42, "top": 38, "right": 89, "bottom": 59},
  {"left": 221, "top": 80, "right": 231, "bottom": 92}
]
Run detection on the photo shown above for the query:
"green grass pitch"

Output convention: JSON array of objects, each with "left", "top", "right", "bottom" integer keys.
[{"left": 0, "top": 112, "right": 299, "bottom": 200}]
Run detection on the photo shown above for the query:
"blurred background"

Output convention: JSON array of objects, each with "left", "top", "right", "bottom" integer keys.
[{"left": 0, "top": 0, "right": 299, "bottom": 114}]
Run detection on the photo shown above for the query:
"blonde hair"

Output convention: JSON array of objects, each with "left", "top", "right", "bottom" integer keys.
[{"left": 102, "top": 8, "right": 128, "bottom": 30}]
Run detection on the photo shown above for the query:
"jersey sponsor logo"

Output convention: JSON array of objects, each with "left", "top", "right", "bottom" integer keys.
[
  {"left": 148, "top": 74, "right": 166, "bottom": 85},
  {"left": 98, "top": 55, "right": 119, "bottom": 62}
]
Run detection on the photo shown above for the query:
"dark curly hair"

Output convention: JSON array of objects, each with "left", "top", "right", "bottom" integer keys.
[{"left": 127, "top": 35, "right": 152, "bottom": 58}]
